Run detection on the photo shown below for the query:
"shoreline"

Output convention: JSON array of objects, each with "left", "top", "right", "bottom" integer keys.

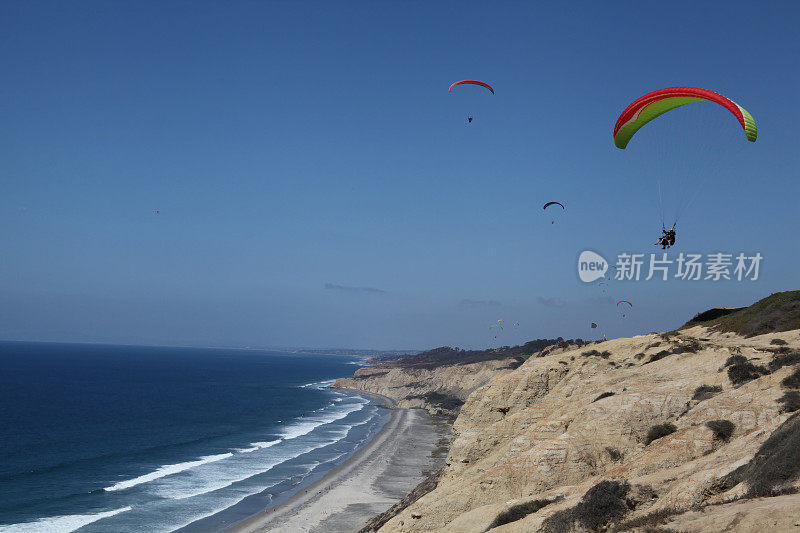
[{"left": 227, "top": 388, "right": 441, "bottom": 533}]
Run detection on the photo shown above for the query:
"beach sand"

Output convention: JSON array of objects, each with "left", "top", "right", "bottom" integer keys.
[{"left": 227, "top": 394, "right": 442, "bottom": 533}]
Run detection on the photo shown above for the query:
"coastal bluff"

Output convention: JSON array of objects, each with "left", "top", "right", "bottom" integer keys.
[{"left": 341, "top": 291, "right": 800, "bottom": 532}]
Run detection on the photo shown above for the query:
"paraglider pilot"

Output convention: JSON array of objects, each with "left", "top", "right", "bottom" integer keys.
[{"left": 655, "top": 226, "right": 676, "bottom": 249}]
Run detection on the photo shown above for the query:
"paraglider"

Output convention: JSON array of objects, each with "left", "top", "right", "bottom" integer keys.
[
  {"left": 617, "top": 300, "right": 632, "bottom": 318},
  {"left": 448, "top": 80, "right": 495, "bottom": 94},
  {"left": 543, "top": 202, "right": 565, "bottom": 224},
  {"left": 449, "top": 80, "right": 494, "bottom": 124},
  {"left": 655, "top": 226, "right": 676, "bottom": 249},
  {"left": 613, "top": 87, "right": 757, "bottom": 150},
  {"left": 489, "top": 323, "right": 503, "bottom": 339},
  {"left": 154, "top": 210, "right": 161, "bottom": 215},
  {"left": 613, "top": 87, "right": 757, "bottom": 244}
]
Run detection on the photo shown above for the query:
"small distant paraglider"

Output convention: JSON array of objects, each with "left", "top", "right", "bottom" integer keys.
[
  {"left": 154, "top": 210, "right": 161, "bottom": 215},
  {"left": 543, "top": 201, "right": 565, "bottom": 224},
  {"left": 449, "top": 79, "right": 494, "bottom": 124},
  {"left": 617, "top": 300, "right": 632, "bottom": 318},
  {"left": 489, "top": 323, "right": 503, "bottom": 339}
]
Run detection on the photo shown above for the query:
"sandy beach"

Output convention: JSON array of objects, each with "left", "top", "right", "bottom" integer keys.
[{"left": 227, "top": 393, "right": 442, "bottom": 533}]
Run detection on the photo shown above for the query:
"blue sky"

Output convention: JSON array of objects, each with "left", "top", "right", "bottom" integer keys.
[{"left": 1, "top": 1, "right": 798, "bottom": 349}]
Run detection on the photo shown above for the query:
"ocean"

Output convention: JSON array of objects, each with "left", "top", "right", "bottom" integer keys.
[{"left": 0, "top": 341, "right": 389, "bottom": 532}]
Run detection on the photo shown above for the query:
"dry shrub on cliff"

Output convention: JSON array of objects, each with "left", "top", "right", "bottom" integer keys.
[
  {"left": 781, "top": 368, "right": 800, "bottom": 389},
  {"left": 715, "top": 412, "right": 800, "bottom": 498},
  {"left": 771, "top": 338, "right": 788, "bottom": 345},
  {"left": 692, "top": 384, "right": 722, "bottom": 401},
  {"left": 582, "top": 349, "right": 611, "bottom": 359},
  {"left": 605, "top": 447, "right": 622, "bottom": 462},
  {"left": 706, "top": 420, "right": 735, "bottom": 441},
  {"left": 613, "top": 508, "right": 682, "bottom": 532},
  {"left": 727, "top": 360, "right": 769, "bottom": 385},
  {"left": 778, "top": 391, "right": 800, "bottom": 413},
  {"left": 542, "top": 480, "right": 632, "bottom": 532},
  {"left": 644, "top": 423, "right": 677, "bottom": 445},
  {"left": 488, "top": 499, "right": 554, "bottom": 529},
  {"left": 724, "top": 354, "right": 748, "bottom": 367},
  {"left": 593, "top": 391, "right": 615, "bottom": 403},
  {"left": 769, "top": 351, "right": 800, "bottom": 372},
  {"left": 406, "top": 391, "right": 463, "bottom": 412},
  {"left": 644, "top": 350, "right": 672, "bottom": 364}
]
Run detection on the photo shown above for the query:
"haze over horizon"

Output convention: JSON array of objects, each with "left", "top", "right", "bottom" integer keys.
[{"left": 2, "top": 2, "right": 798, "bottom": 350}]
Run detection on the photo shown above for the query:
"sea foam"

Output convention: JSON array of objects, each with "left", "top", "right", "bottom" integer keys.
[
  {"left": 0, "top": 506, "right": 131, "bottom": 533},
  {"left": 104, "top": 453, "right": 233, "bottom": 492}
]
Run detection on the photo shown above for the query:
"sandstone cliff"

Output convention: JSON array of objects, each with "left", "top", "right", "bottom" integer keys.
[
  {"left": 333, "top": 355, "right": 522, "bottom": 418},
  {"left": 374, "top": 324, "right": 800, "bottom": 532}
]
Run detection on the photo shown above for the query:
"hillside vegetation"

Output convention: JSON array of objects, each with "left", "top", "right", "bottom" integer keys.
[{"left": 682, "top": 290, "right": 800, "bottom": 336}]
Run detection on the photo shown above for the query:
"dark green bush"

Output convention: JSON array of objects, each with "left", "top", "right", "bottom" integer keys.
[
  {"left": 645, "top": 423, "right": 677, "bottom": 445},
  {"left": 692, "top": 384, "right": 723, "bottom": 401},
  {"left": 706, "top": 420, "right": 735, "bottom": 441},
  {"left": 771, "top": 338, "right": 788, "bottom": 345}
]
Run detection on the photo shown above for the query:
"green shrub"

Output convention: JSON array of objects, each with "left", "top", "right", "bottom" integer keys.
[
  {"left": 771, "top": 338, "right": 788, "bottom": 345},
  {"left": 706, "top": 420, "right": 736, "bottom": 441},
  {"left": 692, "top": 384, "right": 723, "bottom": 401},
  {"left": 645, "top": 423, "right": 677, "bottom": 445}
]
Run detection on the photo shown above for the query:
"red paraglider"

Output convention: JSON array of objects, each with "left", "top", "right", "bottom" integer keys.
[{"left": 448, "top": 80, "right": 494, "bottom": 94}]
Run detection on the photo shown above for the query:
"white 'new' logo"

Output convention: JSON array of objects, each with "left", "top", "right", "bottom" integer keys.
[{"left": 578, "top": 250, "right": 608, "bottom": 283}]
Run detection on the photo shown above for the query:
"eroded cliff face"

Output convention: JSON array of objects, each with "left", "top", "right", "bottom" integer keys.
[
  {"left": 332, "top": 357, "right": 520, "bottom": 418},
  {"left": 376, "top": 327, "right": 800, "bottom": 532}
]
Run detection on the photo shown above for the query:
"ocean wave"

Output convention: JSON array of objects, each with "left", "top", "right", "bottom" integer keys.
[
  {"left": 104, "top": 453, "right": 233, "bottom": 492},
  {"left": 279, "top": 400, "right": 367, "bottom": 440},
  {"left": 298, "top": 379, "right": 337, "bottom": 389},
  {"left": 235, "top": 439, "right": 281, "bottom": 453},
  {"left": 0, "top": 506, "right": 131, "bottom": 533},
  {"left": 149, "top": 406, "right": 373, "bottom": 502}
]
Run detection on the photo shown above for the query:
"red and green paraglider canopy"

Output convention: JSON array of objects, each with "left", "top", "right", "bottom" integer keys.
[{"left": 613, "top": 87, "right": 757, "bottom": 149}]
